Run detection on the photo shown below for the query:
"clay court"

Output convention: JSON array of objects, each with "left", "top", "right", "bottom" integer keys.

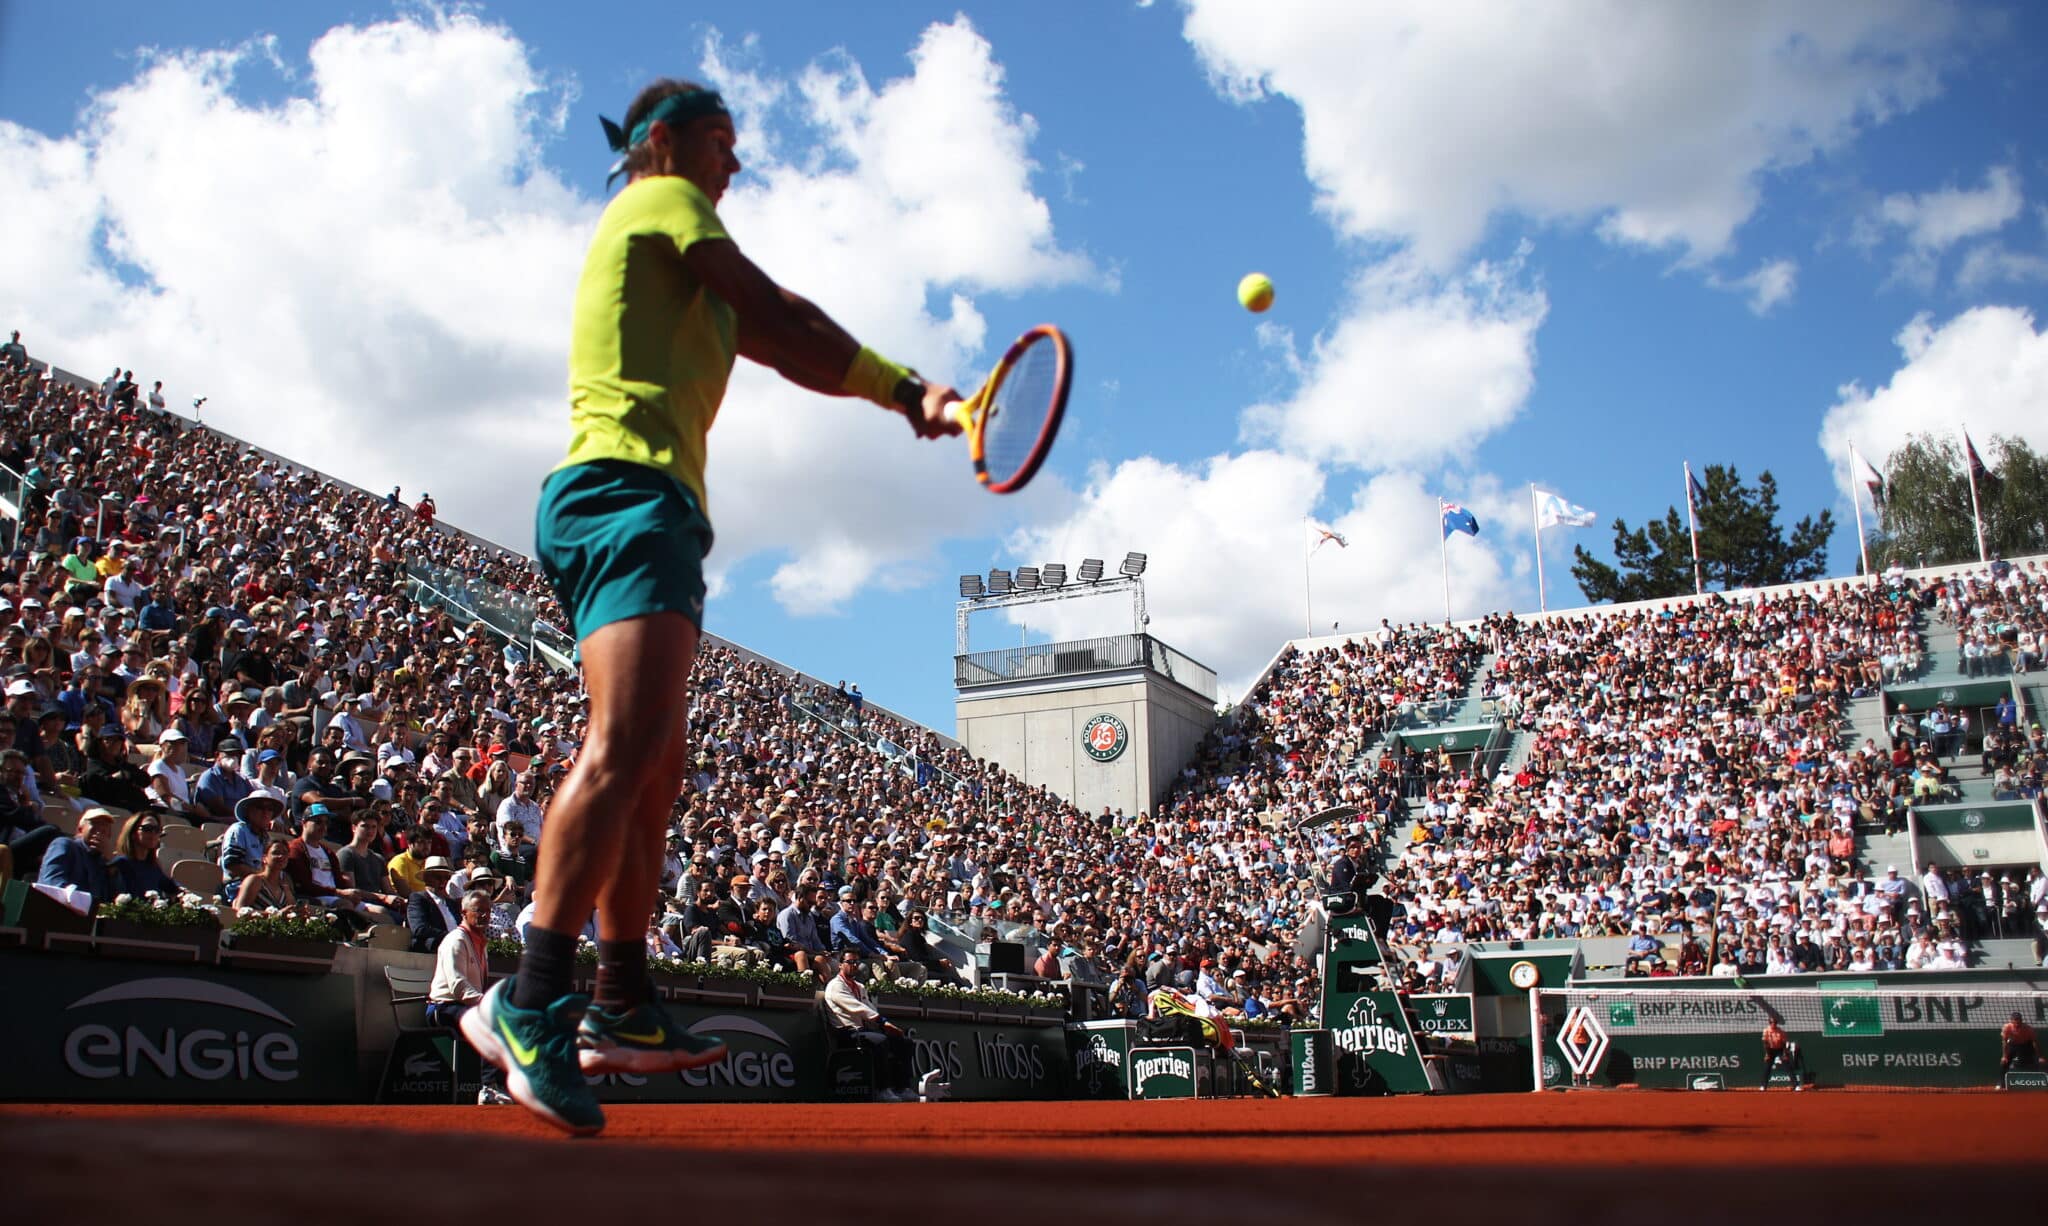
[{"left": 8, "top": 1092, "right": 2043, "bottom": 1222}]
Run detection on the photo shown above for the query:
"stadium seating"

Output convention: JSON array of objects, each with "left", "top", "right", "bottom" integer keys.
[{"left": 1, "top": 347, "right": 2040, "bottom": 1031}]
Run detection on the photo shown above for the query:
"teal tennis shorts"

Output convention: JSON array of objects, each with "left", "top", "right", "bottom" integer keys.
[{"left": 535, "top": 460, "right": 712, "bottom": 640}]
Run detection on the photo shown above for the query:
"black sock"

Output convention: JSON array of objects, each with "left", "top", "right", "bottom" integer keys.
[
  {"left": 513, "top": 926, "right": 580, "bottom": 1012},
  {"left": 595, "top": 938, "right": 648, "bottom": 1012}
]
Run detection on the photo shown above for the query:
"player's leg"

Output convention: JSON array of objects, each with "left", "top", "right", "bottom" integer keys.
[
  {"left": 462, "top": 613, "right": 692, "bottom": 1135},
  {"left": 573, "top": 618, "right": 729, "bottom": 1074},
  {"left": 464, "top": 461, "right": 712, "bottom": 1134}
]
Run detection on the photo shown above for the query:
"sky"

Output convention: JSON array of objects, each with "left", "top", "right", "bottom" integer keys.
[{"left": 4, "top": 1, "right": 2048, "bottom": 734}]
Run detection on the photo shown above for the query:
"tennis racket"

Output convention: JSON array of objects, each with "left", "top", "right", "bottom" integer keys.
[{"left": 950, "top": 324, "right": 1072, "bottom": 494}]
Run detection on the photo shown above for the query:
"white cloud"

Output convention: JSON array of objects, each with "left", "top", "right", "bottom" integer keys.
[
  {"left": 1240, "top": 250, "right": 1547, "bottom": 470},
  {"left": 1001, "top": 455, "right": 1519, "bottom": 699},
  {"left": 0, "top": 12, "right": 1093, "bottom": 613},
  {"left": 1878, "top": 164, "right": 2023, "bottom": 251},
  {"left": 1870, "top": 164, "right": 2025, "bottom": 288},
  {"left": 1955, "top": 243, "right": 2048, "bottom": 290},
  {"left": 1179, "top": 0, "right": 1956, "bottom": 267},
  {"left": 1819, "top": 306, "right": 2048, "bottom": 498},
  {"left": 1710, "top": 257, "right": 1799, "bottom": 315}
]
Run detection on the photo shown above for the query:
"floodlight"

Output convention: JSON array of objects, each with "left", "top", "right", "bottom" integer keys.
[
  {"left": 1015, "top": 566, "right": 1040, "bottom": 591},
  {"left": 959, "top": 574, "right": 984, "bottom": 598},
  {"left": 988, "top": 569, "right": 1012, "bottom": 595},
  {"left": 1120, "top": 552, "right": 1148, "bottom": 578},
  {"left": 1040, "top": 563, "right": 1066, "bottom": 588},
  {"left": 1077, "top": 558, "right": 1105, "bottom": 582}
]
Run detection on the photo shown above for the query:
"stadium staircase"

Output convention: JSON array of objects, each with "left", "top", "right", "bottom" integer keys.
[{"left": 2024, "top": 680, "right": 2048, "bottom": 729}]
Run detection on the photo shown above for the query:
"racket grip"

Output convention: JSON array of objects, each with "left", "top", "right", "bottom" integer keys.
[{"left": 950, "top": 399, "right": 976, "bottom": 429}]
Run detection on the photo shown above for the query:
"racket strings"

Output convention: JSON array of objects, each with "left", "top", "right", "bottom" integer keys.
[{"left": 982, "top": 341, "right": 1058, "bottom": 486}]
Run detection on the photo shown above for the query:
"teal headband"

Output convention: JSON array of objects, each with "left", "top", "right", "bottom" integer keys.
[{"left": 600, "top": 89, "right": 730, "bottom": 185}]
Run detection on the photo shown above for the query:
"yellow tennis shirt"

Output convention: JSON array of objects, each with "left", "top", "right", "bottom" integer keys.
[{"left": 558, "top": 175, "right": 737, "bottom": 518}]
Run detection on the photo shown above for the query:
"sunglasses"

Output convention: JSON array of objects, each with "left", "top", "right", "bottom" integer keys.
[{"left": 137, "top": 823, "right": 162, "bottom": 833}]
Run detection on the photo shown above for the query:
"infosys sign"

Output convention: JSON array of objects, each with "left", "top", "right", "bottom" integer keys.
[{"left": 0, "top": 953, "right": 357, "bottom": 1102}]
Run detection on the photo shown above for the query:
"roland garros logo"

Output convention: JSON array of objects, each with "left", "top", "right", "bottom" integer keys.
[{"left": 1083, "top": 713, "right": 1129, "bottom": 762}]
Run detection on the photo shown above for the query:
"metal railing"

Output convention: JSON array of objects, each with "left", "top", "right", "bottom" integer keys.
[
  {"left": 954, "top": 633, "right": 1217, "bottom": 699},
  {"left": 403, "top": 561, "right": 547, "bottom": 649}
]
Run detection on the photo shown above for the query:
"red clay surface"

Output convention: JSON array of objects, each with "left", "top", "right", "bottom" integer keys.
[{"left": 7, "top": 1093, "right": 2044, "bottom": 1222}]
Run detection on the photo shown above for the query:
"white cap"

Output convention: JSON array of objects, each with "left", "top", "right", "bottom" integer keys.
[{"left": 158, "top": 728, "right": 187, "bottom": 743}]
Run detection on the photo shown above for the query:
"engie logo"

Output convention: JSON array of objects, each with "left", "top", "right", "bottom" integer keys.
[
  {"left": 1082, "top": 713, "right": 1129, "bottom": 763},
  {"left": 677, "top": 1015, "right": 797, "bottom": 1089},
  {"left": 63, "top": 978, "right": 302, "bottom": 1083}
]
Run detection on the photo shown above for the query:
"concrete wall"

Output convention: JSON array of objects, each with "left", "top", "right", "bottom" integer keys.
[{"left": 957, "top": 669, "right": 1215, "bottom": 815}]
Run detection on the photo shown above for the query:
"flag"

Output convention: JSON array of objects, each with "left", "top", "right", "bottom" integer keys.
[
  {"left": 1963, "top": 431, "right": 1999, "bottom": 490},
  {"left": 1860, "top": 454, "right": 1888, "bottom": 511},
  {"left": 1310, "top": 522, "right": 1348, "bottom": 553},
  {"left": 1534, "top": 490, "right": 1597, "bottom": 529},
  {"left": 1440, "top": 499, "right": 1480, "bottom": 539},
  {"left": 1686, "top": 467, "right": 1706, "bottom": 512}
]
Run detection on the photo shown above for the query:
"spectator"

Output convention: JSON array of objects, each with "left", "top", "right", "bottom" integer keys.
[
  {"left": 776, "top": 882, "right": 831, "bottom": 977},
  {"left": 822, "top": 952, "right": 916, "bottom": 1102},
  {"left": 143, "top": 727, "right": 195, "bottom": 814},
  {"left": 231, "top": 837, "right": 311, "bottom": 918},
  {"left": 219, "top": 790, "right": 285, "bottom": 883},
  {"left": 405, "top": 856, "right": 461, "bottom": 952},
  {"left": 79, "top": 726, "right": 150, "bottom": 813},
  {"left": 112, "top": 811, "right": 180, "bottom": 899},
  {"left": 36, "top": 807, "right": 119, "bottom": 906},
  {"left": 387, "top": 823, "right": 444, "bottom": 898},
  {"left": 427, "top": 890, "right": 514, "bottom": 1105}
]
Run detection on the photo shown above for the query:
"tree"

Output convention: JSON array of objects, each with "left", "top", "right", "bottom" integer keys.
[
  {"left": 1866, "top": 433, "right": 2048, "bottom": 568},
  {"left": 1569, "top": 465, "right": 1833, "bottom": 603}
]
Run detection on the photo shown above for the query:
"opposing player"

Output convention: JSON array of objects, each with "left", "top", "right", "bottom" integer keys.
[
  {"left": 2001, "top": 1011, "right": 2039, "bottom": 1078},
  {"left": 1759, "top": 1017, "right": 1805, "bottom": 1091},
  {"left": 463, "top": 79, "right": 961, "bottom": 1135}
]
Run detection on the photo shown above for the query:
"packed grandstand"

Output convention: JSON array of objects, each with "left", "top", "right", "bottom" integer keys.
[{"left": 2, "top": 341, "right": 2045, "bottom": 1031}]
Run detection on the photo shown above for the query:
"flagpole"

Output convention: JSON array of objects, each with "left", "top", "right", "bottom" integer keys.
[
  {"left": 1302, "top": 517, "right": 1312, "bottom": 638},
  {"left": 1961, "top": 424, "right": 1988, "bottom": 564},
  {"left": 1439, "top": 504, "right": 1452, "bottom": 624},
  {"left": 1531, "top": 484, "right": 1547, "bottom": 613},
  {"left": 1848, "top": 443, "right": 1871, "bottom": 580},
  {"left": 1683, "top": 461, "right": 1703, "bottom": 596}
]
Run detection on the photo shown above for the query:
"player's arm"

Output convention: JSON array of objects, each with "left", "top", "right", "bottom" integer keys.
[{"left": 682, "top": 238, "right": 959, "bottom": 436}]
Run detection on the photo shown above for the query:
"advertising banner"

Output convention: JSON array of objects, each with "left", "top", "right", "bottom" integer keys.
[
  {"left": 0, "top": 952, "right": 358, "bottom": 1102},
  {"left": 1289, "top": 1027, "right": 1334, "bottom": 1097},
  {"left": 588, "top": 1004, "right": 827, "bottom": 1103},
  {"left": 1325, "top": 989, "right": 1430, "bottom": 1094},
  {"left": 1067, "top": 1021, "right": 1136, "bottom": 1099},
  {"left": 900, "top": 1017, "right": 1068, "bottom": 1100},
  {"left": 1129, "top": 1045, "right": 1198, "bottom": 1099},
  {"left": 1409, "top": 993, "right": 1476, "bottom": 1040},
  {"left": 1539, "top": 986, "right": 2048, "bottom": 1090}
]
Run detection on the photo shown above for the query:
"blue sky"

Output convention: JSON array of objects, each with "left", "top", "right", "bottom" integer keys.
[{"left": 4, "top": 2, "right": 2048, "bottom": 732}]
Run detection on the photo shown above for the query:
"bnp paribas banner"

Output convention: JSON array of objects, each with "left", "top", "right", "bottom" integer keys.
[
  {"left": 1325, "top": 989, "right": 1430, "bottom": 1094},
  {"left": 0, "top": 951, "right": 357, "bottom": 1102}
]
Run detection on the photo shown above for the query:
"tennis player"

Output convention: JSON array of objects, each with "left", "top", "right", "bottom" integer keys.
[{"left": 463, "top": 78, "right": 961, "bottom": 1135}]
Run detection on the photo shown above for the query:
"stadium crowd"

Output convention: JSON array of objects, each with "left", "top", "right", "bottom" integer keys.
[{"left": 2, "top": 334, "right": 2044, "bottom": 1045}]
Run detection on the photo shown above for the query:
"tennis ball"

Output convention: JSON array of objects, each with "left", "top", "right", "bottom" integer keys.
[{"left": 1237, "top": 272, "right": 1274, "bottom": 313}]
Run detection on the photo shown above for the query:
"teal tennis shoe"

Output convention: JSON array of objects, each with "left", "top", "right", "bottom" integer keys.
[
  {"left": 578, "top": 998, "right": 728, "bottom": 1074},
  {"left": 461, "top": 981, "right": 605, "bottom": 1136}
]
